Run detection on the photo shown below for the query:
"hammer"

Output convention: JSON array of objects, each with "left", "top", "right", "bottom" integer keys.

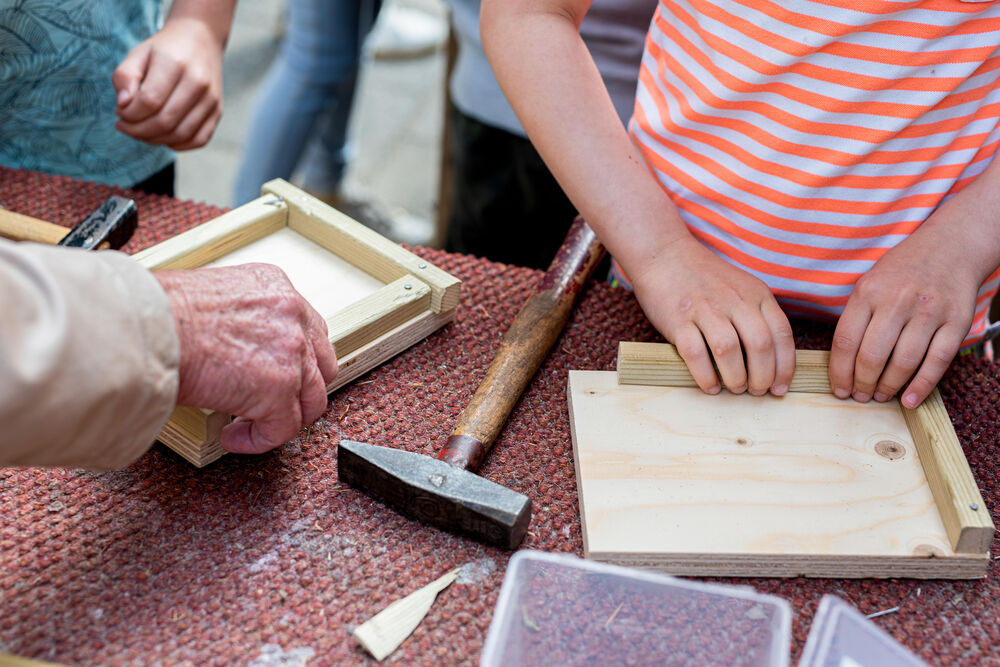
[
  {"left": 338, "top": 218, "right": 606, "bottom": 549},
  {"left": 0, "top": 196, "right": 138, "bottom": 250}
]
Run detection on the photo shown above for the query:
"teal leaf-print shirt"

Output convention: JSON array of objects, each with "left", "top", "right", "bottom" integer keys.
[{"left": 0, "top": 0, "right": 173, "bottom": 186}]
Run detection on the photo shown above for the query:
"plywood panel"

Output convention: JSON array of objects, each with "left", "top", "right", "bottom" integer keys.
[
  {"left": 567, "top": 371, "right": 988, "bottom": 578},
  {"left": 202, "top": 226, "right": 385, "bottom": 316}
]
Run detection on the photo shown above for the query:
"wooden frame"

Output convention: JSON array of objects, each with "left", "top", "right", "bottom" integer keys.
[
  {"left": 565, "top": 341, "right": 995, "bottom": 579},
  {"left": 133, "top": 179, "right": 460, "bottom": 466}
]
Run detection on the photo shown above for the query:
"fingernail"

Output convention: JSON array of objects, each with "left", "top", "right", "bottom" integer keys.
[
  {"left": 707, "top": 384, "right": 721, "bottom": 395},
  {"left": 771, "top": 384, "right": 788, "bottom": 396},
  {"left": 853, "top": 391, "right": 871, "bottom": 402},
  {"left": 117, "top": 88, "right": 130, "bottom": 105},
  {"left": 873, "top": 392, "right": 889, "bottom": 402},
  {"left": 834, "top": 387, "right": 849, "bottom": 399},
  {"left": 902, "top": 393, "right": 918, "bottom": 408},
  {"left": 749, "top": 388, "right": 766, "bottom": 396},
  {"left": 730, "top": 384, "right": 747, "bottom": 394}
]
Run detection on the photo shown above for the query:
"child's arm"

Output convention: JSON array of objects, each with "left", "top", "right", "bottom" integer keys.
[
  {"left": 830, "top": 157, "right": 1000, "bottom": 408},
  {"left": 481, "top": 0, "right": 796, "bottom": 396},
  {"left": 111, "top": 0, "right": 238, "bottom": 150}
]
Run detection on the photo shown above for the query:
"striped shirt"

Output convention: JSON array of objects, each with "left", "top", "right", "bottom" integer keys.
[{"left": 630, "top": 0, "right": 1000, "bottom": 343}]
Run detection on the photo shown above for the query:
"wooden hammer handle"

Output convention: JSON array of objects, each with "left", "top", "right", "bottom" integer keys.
[
  {"left": 0, "top": 208, "right": 74, "bottom": 245},
  {"left": 438, "top": 218, "right": 606, "bottom": 471}
]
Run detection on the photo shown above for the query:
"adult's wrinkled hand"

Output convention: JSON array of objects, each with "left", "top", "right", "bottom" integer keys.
[{"left": 155, "top": 264, "right": 338, "bottom": 454}]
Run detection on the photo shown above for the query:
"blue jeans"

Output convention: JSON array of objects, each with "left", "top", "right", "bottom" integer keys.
[{"left": 233, "top": 0, "right": 382, "bottom": 204}]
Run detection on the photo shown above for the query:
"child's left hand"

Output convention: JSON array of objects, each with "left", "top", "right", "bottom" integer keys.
[
  {"left": 111, "top": 17, "right": 225, "bottom": 151},
  {"left": 829, "top": 182, "right": 1000, "bottom": 408}
]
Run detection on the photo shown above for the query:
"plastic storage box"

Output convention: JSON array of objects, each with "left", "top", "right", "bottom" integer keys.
[
  {"left": 798, "top": 595, "right": 928, "bottom": 667},
  {"left": 481, "top": 551, "right": 791, "bottom": 667}
]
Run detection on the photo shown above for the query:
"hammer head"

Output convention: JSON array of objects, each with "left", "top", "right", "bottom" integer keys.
[
  {"left": 338, "top": 440, "right": 532, "bottom": 549},
  {"left": 59, "top": 195, "right": 138, "bottom": 250}
]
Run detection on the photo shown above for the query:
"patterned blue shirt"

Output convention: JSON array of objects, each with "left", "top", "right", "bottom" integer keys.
[{"left": 0, "top": 0, "right": 173, "bottom": 187}]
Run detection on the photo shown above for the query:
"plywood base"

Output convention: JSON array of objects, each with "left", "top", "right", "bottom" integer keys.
[{"left": 567, "top": 371, "right": 989, "bottom": 579}]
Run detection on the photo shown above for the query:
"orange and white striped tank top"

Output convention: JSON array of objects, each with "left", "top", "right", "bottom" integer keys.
[{"left": 630, "top": 0, "right": 1000, "bottom": 343}]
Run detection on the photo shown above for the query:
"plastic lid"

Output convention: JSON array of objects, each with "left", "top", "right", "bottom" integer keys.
[
  {"left": 481, "top": 551, "right": 791, "bottom": 666},
  {"left": 798, "top": 595, "right": 927, "bottom": 667}
]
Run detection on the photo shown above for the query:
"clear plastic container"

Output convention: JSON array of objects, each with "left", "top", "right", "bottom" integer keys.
[
  {"left": 481, "top": 551, "right": 791, "bottom": 667},
  {"left": 798, "top": 595, "right": 927, "bottom": 667}
]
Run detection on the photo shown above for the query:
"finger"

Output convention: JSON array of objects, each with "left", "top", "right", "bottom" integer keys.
[
  {"left": 305, "top": 309, "right": 338, "bottom": 385},
  {"left": 700, "top": 316, "right": 747, "bottom": 394},
  {"left": 673, "top": 325, "right": 722, "bottom": 395},
  {"left": 112, "top": 43, "right": 151, "bottom": 109},
  {"left": 761, "top": 300, "right": 795, "bottom": 395},
  {"left": 829, "top": 302, "right": 871, "bottom": 399},
  {"left": 220, "top": 395, "right": 304, "bottom": 455},
  {"left": 164, "top": 101, "right": 220, "bottom": 149},
  {"left": 731, "top": 304, "right": 777, "bottom": 396},
  {"left": 115, "top": 74, "right": 206, "bottom": 142},
  {"left": 169, "top": 109, "right": 221, "bottom": 151},
  {"left": 299, "top": 361, "right": 330, "bottom": 427},
  {"left": 851, "top": 312, "right": 903, "bottom": 402},
  {"left": 116, "top": 49, "right": 184, "bottom": 123},
  {"left": 900, "top": 326, "right": 964, "bottom": 409},
  {"left": 872, "top": 322, "right": 934, "bottom": 402}
]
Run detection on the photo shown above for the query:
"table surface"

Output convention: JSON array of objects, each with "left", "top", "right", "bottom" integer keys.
[{"left": 1, "top": 167, "right": 998, "bottom": 667}]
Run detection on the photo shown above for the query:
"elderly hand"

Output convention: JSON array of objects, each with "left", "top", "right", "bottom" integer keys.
[{"left": 155, "top": 264, "right": 338, "bottom": 454}]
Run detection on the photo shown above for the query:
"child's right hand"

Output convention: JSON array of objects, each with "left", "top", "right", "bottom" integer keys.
[{"left": 628, "top": 235, "right": 796, "bottom": 397}]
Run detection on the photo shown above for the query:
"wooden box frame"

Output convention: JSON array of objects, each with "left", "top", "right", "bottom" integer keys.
[
  {"left": 565, "top": 341, "right": 994, "bottom": 578},
  {"left": 132, "top": 179, "right": 460, "bottom": 466}
]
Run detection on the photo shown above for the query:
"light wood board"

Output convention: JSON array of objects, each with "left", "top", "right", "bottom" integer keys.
[{"left": 568, "top": 370, "right": 989, "bottom": 578}]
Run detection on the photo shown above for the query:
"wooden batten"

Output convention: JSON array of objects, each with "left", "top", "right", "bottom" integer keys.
[
  {"left": 903, "top": 391, "right": 995, "bottom": 554},
  {"left": 262, "top": 179, "right": 460, "bottom": 313},
  {"left": 617, "top": 341, "right": 831, "bottom": 393},
  {"left": 328, "top": 276, "right": 431, "bottom": 359},
  {"left": 132, "top": 196, "right": 288, "bottom": 270}
]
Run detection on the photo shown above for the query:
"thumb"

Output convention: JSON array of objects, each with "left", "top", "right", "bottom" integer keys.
[
  {"left": 220, "top": 412, "right": 300, "bottom": 455},
  {"left": 112, "top": 42, "right": 152, "bottom": 109}
]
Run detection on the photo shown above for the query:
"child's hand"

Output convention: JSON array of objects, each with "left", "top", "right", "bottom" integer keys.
[
  {"left": 829, "top": 217, "right": 983, "bottom": 409},
  {"left": 111, "top": 17, "right": 224, "bottom": 151},
  {"left": 630, "top": 235, "right": 796, "bottom": 397}
]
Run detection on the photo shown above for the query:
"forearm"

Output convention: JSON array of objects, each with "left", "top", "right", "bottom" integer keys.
[
  {"left": 164, "top": 0, "right": 239, "bottom": 47},
  {"left": 481, "top": 0, "right": 689, "bottom": 275},
  {"left": 0, "top": 242, "right": 179, "bottom": 470},
  {"left": 481, "top": 0, "right": 690, "bottom": 270}
]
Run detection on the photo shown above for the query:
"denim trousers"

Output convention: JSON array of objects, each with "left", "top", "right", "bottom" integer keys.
[{"left": 233, "top": 0, "right": 382, "bottom": 204}]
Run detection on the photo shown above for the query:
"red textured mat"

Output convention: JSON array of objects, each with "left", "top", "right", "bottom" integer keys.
[{"left": 1, "top": 167, "right": 998, "bottom": 666}]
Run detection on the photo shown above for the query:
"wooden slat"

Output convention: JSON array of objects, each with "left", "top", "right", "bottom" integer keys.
[
  {"left": 327, "top": 276, "right": 431, "bottom": 358},
  {"left": 263, "top": 179, "right": 460, "bottom": 314},
  {"left": 617, "top": 341, "right": 831, "bottom": 393},
  {"left": 132, "top": 196, "right": 287, "bottom": 270},
  {"left": 903, "top": 391, "right": 995, "bottom": 554}
]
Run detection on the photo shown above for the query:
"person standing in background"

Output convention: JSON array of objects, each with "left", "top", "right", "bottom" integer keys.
[
  {"left": 442, "top": 0, "right": 657, "bottom": 269},
  {"left": 0, "top": 0, "right": 238, "bottom": 196}
]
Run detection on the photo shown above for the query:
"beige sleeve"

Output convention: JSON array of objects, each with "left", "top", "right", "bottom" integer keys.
[{"left": 0, "top": 240, "right": 179, "bottom": 470}]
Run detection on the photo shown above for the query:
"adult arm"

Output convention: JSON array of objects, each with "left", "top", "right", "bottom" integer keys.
[
  {"left": 112, "top": 0, "right": 239, "bottom": 150},
  {"left": 0, "top": 243, "right": 337, "bottom": 469},
  {"left": 0, "top": 241, "right": 179, "bottom": 469},
  {"left": 480, "top": 0, "right": 795, "bottom": 395}
]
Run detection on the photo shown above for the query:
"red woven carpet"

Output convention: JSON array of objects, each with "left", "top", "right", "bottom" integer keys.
[{"left": 1, "top": 168, "right": 998, "bottom": 666}]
